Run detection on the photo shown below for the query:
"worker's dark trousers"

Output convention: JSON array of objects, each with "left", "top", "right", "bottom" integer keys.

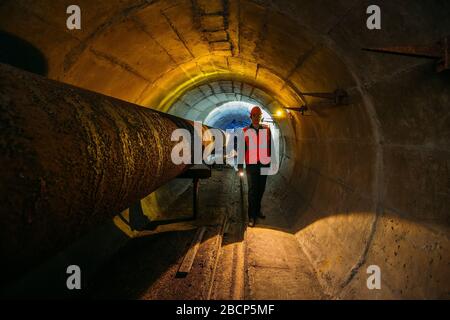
[{"left": 246, "top": 165, "right": 268, "bottom": 219}]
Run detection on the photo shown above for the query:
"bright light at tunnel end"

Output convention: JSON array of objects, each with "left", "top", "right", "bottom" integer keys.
[{"left": 170, "top": 120, "right": 280, "bottom": 175}]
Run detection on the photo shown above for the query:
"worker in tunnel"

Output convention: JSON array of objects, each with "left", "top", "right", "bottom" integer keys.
[{"left": 238, "top": 106, "right": 272, "bottom": 227}]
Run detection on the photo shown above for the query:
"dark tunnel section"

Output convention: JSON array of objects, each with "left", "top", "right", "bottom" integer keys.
[{"left": 0, "top": 31, "right": 47, "bottom": 76}]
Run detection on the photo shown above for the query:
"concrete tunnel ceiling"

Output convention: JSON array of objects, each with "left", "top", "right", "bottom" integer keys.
[
  {"left": 168, "top": 79, "right": 280, "bottom": 127},
  {"left": 0, "top": 0, "right": 449, "bottom": 299},
  {"left": 202, "top": 101, "right": 274, "bottom": 129}
]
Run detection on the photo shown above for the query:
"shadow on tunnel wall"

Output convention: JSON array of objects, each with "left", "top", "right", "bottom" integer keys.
[
  {"left": 0, "top": 176, "right": 211, "bottom": 299},
  {"left": 0, "top": 222, "right": 198, "bottom": 299},
  {"left": 0, "top": 31, "right": 48, "bottom": 76}
]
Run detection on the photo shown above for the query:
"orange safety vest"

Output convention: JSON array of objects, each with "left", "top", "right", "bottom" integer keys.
[{"left": 243, "top": 124, "right": 272, "bottom": 165}]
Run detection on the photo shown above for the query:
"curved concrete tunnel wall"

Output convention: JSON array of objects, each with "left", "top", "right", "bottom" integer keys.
[{"left": 0, "top": 0, "right": 449, "bottom": 298}]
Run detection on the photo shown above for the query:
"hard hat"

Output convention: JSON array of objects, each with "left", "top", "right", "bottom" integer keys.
[{"left": 250, "top": 106, "right": 262, "bottom": 116}]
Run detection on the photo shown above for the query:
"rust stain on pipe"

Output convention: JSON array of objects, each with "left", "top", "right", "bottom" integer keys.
[{"left": 0, "top": 63, "right": 208, "bottom": 283}]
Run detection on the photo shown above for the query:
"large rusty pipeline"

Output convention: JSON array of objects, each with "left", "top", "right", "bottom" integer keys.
[{"left": 0, "top": 63, "right": 213, "bottom": 283}]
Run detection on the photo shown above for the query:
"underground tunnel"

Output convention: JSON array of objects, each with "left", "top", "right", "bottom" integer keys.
[{"left": 0, "top": 0, "right": 449, "bottom": 300}]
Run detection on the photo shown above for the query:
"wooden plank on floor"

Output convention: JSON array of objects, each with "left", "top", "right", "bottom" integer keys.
[{"left": 176, "top": 226, "right": 206, "bottom": 277}]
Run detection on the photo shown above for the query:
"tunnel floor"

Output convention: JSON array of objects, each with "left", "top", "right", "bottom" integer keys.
[{"left": 84, "top": 167, "right": 327, "bottom": 299}]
